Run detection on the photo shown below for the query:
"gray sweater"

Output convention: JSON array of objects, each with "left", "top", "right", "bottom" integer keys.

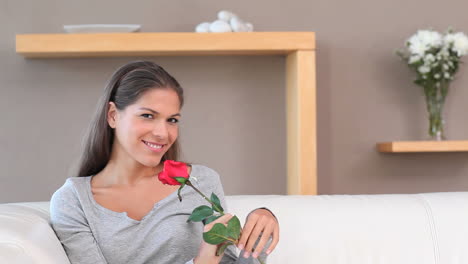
[{"left": 50, "top": 164, "right": 269, "bottom": 264}]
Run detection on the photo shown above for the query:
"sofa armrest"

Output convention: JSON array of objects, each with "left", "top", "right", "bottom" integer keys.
[{"left": 0, "top": 202, "right": 70, "bottom": 264}]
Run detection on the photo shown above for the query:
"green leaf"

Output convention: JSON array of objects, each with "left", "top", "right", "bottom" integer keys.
[
  {"left": 177, "top": 183, "right": 185, "bottom": 202},
  {"left": 227, "top": 215, "right": 241, "bottom": 240},
  {"left": 187, "top": 205, "right": 213, "bottom": 223},
  {"left": 216, "top": 242, "right": 232, "bottom": 256},
  {"left": 174, "top": 177, "right": 188, "bottom": 184},
  {"left": 211, "top": 193, "right": 224, "bottom": 213},
  {"left": 203, "top": 223, "right": 229, "bottom": 245},
  {"left": 203, "top": 214, "right": 222, "bottom": 225}
]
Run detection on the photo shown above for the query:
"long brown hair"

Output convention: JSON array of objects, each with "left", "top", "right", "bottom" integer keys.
[{"left": 77, "top": 61, "right": 184, "bottom": 177}]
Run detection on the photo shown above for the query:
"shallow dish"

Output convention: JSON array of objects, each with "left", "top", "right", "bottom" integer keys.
[{"left": 63, "top": 24, "right": 141, "bottom": 33}]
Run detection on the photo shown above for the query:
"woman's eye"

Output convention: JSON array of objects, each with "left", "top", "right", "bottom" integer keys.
[
  {"left": 168, "top": 118, "right": 179, "bottom": 124},
  {"left": 141, "top": 114, "right": 153, "bottom": 119}
]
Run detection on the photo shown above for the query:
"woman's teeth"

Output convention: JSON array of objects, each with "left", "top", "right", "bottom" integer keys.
[{"left": 144, "top": 141, "right": 163, "bottom": 149}]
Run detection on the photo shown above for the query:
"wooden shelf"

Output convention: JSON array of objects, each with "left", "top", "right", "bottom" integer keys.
[
  {"left": 377, "top": 140, "right": 468, "bottom": 153},
  {"left": 16, "top": 32, "right": 315, "bottom": 58},
  {"left": 16, "top": 31, "right": 317, "bottom": 195}
]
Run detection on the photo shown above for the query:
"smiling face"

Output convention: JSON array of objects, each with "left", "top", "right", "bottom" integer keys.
[{"left": 107, "top": 88, "right": 181, "bottom": 168}]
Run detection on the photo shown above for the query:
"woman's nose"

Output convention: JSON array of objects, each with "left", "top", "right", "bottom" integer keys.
[{"left": 152, "top": 121, "right": 168, "bottom": 139}]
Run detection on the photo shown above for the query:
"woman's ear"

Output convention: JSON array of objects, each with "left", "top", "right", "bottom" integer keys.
[{"left": 107, "top": 102, "right": 118, "bottom": 128}]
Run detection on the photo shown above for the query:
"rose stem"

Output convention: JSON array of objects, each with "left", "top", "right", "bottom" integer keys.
[{"left": 185, "top": 180, "right": 224, "bottom": 215}]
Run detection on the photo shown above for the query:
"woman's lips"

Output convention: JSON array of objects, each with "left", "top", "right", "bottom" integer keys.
[{"left": 142, "top": 140, "right": 166, "bottom": 153}]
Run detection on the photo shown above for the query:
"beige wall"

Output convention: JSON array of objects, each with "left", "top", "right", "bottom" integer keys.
[{"left": 2, "top": 0, "right": 468, "bottom": 203}]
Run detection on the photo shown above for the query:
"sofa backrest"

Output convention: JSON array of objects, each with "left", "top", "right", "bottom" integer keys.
[
  {"left": 1, "top": 192, "right": 468, "bottom": 264},
  {"left": 228, "top": 192, "right": 468, "bottom": 264}
]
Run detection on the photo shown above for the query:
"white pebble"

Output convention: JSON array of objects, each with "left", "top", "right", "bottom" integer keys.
[
  {"left": 195, "top": 22, "right": 211, "bottom": 33},
  {"left": 209, "top": 20, "right": 232, "bottom": 33},
  {"left": 217, "top": 10, "right": 237, "bottom": 22},
  {"left": 245, "top": 23, "right": 254, "bottom": 32},
  {"left": 230, "top": 17, "right": 248, "bottom": 32}
]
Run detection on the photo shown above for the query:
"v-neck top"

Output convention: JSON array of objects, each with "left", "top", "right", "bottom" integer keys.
[
  {"left": 50, "top": 164, "right": 268, "bottom": 264},
  {"left": 84, "top": 172, "right": 176, "bottom": 224}
]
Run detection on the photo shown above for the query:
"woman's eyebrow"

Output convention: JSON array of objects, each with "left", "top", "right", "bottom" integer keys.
[{"left": 138, "top": 107, "right": 181, "bottom": 117}]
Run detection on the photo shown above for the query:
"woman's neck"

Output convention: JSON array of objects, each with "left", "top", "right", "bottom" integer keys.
[{"left": 98, "top": 160, "right": 161, "bottom": 186}]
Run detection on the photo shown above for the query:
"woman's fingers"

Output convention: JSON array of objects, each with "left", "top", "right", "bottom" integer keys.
[
  {"left": 251, "top": 224, "right": 274, "bottom": 258},
  {"left": 243, "top": 218, "right": 267, "bottom": 258},
  {"left": 265, "top": 225, "right": 279, "bottom": 255},
  {"left": 239, "top": 211, "right": 279, "bottom": 259},
  {"left": 237, "top": 213, "right": 257, "bottom": 249},
  {"left": 201, "top": 211, "right": 280, "bottom": 260}
]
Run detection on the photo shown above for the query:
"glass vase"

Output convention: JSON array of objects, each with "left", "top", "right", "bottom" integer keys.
[{"left": 425, "top": 91, "right": 446, "bottom": 141}]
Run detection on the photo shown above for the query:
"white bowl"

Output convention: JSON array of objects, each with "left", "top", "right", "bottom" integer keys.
[{"left": 63, "top": 24, "right": 141, "bottom": 33}]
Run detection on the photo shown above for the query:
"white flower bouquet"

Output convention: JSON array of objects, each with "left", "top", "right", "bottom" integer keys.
[{"left": 397, "top": 29, "right": 468, "bottom": 140}]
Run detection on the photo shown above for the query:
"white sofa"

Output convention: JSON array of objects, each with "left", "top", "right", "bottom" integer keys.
[{"left": 1, "top": 192, "right": 468, "bottom": 264}]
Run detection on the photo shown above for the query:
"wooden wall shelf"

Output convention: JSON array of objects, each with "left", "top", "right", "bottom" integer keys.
[
  {"left": 16, "top": 32, "right": 315, "bottom": 58},
  {"left": 377, "top": 140, "right": 468, "bottom": 153},
  {"left": 16, "top": 32, "right": 317, "bottom": 195}
]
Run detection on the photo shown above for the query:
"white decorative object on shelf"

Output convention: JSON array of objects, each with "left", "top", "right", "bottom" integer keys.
[
  {"left": 195, "top": 22, "right": 211, "bottom": 33},
  {"left": 230, "top": 17, "right": 249, "bottom": 32},
  {"left": 195, "top": 10, "right": 254, "bottom": 33},
  {"left": 217, "top": 10, "right": 237, "bottom": 22},
  {"left": 209, "top": 20, "right": 232, "bottom": 33},
  {"left": 63, "top": 24, "right": 141, "bottom": 33}
]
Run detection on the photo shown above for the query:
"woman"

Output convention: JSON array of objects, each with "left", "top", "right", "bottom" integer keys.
[{"left": 50, "top": 61, "right": 279, "bottom": 264}]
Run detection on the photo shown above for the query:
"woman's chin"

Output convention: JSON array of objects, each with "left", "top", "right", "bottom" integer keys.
[{"left": 138, "top": 158, "right": 163, "bottom": 168}]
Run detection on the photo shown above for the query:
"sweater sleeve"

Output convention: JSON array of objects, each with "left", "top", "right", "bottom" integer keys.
[
  {"left": 208, "top": 170, "right": 270, "bottom": 264},
  {"left": 50, "top": 179, "right": 108, "bottom": 264}
]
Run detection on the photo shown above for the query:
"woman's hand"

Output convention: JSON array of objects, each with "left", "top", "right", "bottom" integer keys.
[
  {"left": 237, "top": 209, "right": 279, "bottom": 259},
  {"left": 194, "top": 213, "right": 234, "bottom": 264}
]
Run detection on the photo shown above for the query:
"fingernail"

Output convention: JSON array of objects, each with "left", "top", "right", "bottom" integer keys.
[
  {"left": 238, "top": 244, "right": 244, "bottom": 250},
  {"left": 243, "top": 252, "right": 250, "bottom": 258},
  {"left": 266, "top": 249, "right": 271, "bottom": 255},
  {"left": 252, "top": 252, "right": 259, "bottom": 259}
]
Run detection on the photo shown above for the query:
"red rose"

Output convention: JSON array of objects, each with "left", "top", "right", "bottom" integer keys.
[{"left": 158, "top": 160, "right": 189, "bottom": 185}]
